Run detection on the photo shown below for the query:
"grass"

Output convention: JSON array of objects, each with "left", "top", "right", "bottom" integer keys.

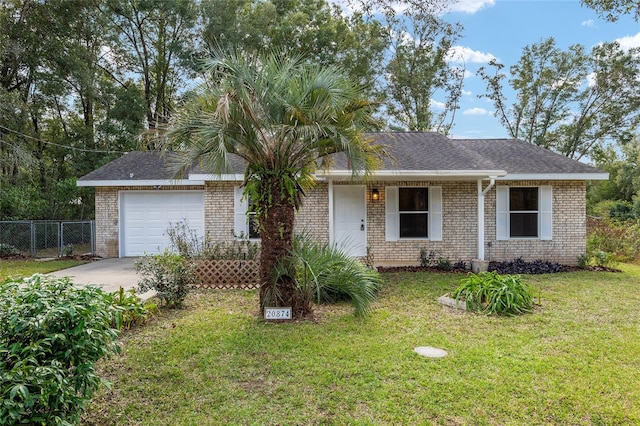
[
  {"left": 0, "top": 259, "right": 87, "bottom": 281},
  {"left": 83, "top": 265, "right": 640, "bottom": 425}
]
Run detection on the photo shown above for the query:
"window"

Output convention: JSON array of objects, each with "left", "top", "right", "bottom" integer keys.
[
  {"left": 247, "top": 199, "right": 260, "bottom": 239},
  {"left": 509, "top": 187, "right": 538, "bottom": 238},
  {"left": 385, "top": 186, "right": 442, "bottom": 241},
  {"left": 399, "top": 188, "right": 429, "bottom": 238},
  {"left": 496, "top": 186, "right": 552, "bottom": 240},
  {"left": 234, "top": 187, "right": 260, "bottom": 239}
]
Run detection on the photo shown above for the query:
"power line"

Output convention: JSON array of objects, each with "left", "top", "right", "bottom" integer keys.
[{"left": 0, "top": 124, "right": 129, "bottom": 154}]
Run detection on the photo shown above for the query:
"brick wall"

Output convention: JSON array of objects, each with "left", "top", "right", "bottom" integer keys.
[
  {"left": 485, "top": 181, "right": 586, "bottom": 266},
  {"left": 95, "top": 180, "right": 586, "bottom": 265},
  {"left": 360, "top": 180, "right": 586, "bottom": 266}
]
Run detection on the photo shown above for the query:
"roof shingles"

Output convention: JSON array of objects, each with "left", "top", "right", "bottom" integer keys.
[{"left": 78, "top": 132, "right": 605, "bottom": 182}]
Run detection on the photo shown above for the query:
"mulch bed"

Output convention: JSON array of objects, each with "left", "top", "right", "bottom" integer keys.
[{"left": 377, "top": 264, "right": 622, "bottom": 274}]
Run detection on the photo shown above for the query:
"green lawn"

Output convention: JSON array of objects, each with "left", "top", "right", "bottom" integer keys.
[
  {"left": 84, "top": 265, "right": 640, "bottom": 425},
  {"left": 0, "top": 259, "right": 87, "bottom": 281}
]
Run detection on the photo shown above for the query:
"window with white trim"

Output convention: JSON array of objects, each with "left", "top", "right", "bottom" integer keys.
[
  {"left": 385, "top": 186, "right": 442, "bottom": 241},
  {"left": 399, "top": 188, "right": 429, "bottom": 238},
  {"left": 234, "top": 187, "right": 260, "bottom": 239},
  {"left": 496, "top": 186, "right": 552, "bottom": 240}
]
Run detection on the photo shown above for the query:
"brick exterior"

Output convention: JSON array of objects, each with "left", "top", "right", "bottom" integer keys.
[{"left": 94, "top": 180, "right": 586, "bottom": 266}]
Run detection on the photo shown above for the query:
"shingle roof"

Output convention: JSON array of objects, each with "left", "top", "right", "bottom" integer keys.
[{"left": 78, "top": 132, "right": 606, "bottom": 183}]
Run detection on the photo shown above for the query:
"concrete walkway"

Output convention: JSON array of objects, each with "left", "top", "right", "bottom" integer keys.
[{"left": 50, "top": 257, "right": 155, "bottom": 299}]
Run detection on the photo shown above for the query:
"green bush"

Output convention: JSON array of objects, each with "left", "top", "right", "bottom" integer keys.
[
  {"left": 586, "top": 217, "right": 638, "bottom": 264},
  {"left": 453, "top": 271, "right": 534, "bottom": 316},
  {"left": 418, "top": 248, "right": 452, "bottom": 270},
  {"left": 288, "top": 234, "right": 382, "bottom": 317},
  {"left": 0, "top": 275, "right": 119, "bottom": 425},
  {"left": 136, "top": 250, "right": 197, "bottom": 308},
  {"left": 167, "top": 221, "right": 259, "bottom": 260},
  {"left": 0, "top": 243, "right": 18, "bottom": 258},
  {"left": 106, "top": 287, "right": 157, "bottom": 330}
]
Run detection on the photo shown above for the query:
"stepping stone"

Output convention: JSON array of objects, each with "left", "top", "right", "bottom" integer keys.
[{"left": 414, "top": 346, "right": 448, "bottom": 358}]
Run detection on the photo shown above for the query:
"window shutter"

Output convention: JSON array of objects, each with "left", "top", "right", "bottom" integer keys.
[
  {"left": 234, "top": 186, "right": 248, "bottom": 237},
  {"left": 539, "top": 186, "right": 553, "bottom": 240},
  {"left": 385, "top": 186, "right": 399, "bottom": 241},
  {"left": 496, "top": 186, "right": 509, "bottom": 240},
  {"left": 429, "top": 186, "right": 442, "bottom": 241}
]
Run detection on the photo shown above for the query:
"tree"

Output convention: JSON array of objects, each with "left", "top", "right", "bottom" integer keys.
[
  {"left": 200, "top": 0, "right": 387, "bottom": 97},
  {"left": 165, "top": 50, "right": 383, "bottom": 318},
  {"left": 479, "top": 37, "right": 640, "bottom": 160},
  {"left": 104, "top": 0, "right": 198, "bottom": 134},
  {"left": 581, "top": 0, "right": 639, "bottom": 21},
  {"left": 348, "top": 0, "right": 465, "bottom": 133}
]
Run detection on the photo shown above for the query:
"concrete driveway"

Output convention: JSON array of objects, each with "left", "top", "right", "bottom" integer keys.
[{"left": 50, "top": 257, "right": 154, "bottom": 299}]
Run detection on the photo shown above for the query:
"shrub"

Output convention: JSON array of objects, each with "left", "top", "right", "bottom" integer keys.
[
  {"left": 587, "top": 217, "right": 638, "bottom": 264},
  {"left": 286, "top": 234, "right": 382, "bottom": 317},
  {"left": 136, "top": 250, "right": 197, "bottom": 308},
  {"left": 453, "top": 271, "right": 534, "bottom": 316},
  {"left": 418, "top": 248, "right": 454, "bottom": 271},
  {"left": 489, "top": 258, "right": 567, "bottom": 274},
  {"left": 0, "top": 243, "right": 18, "bottom": 258},
  {"left": 166, "top": 220, "right": 206, "bottom": 259},
  {"left": 167, "top": 221, "right": 259, "bottom": 260},
  {"left": 106, "top": 287, "right": 157, "bottom": 330},
  {"left": 201, "top": 232, "right": 259, "bottom": 261},
  {"left": 0, "top": 275, "right": 119, "bottom": 425}
]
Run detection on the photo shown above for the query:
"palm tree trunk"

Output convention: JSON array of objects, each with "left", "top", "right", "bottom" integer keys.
[{"left": 258, "top": 180, "right": 307, "bottom": 318}]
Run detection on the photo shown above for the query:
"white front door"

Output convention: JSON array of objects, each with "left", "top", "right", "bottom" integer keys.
[{"left": 333, "top": 185, "right": 366, "bottom": 257}]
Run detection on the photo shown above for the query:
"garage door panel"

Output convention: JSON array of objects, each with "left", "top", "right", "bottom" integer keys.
[{"left": 121, "top": 191, "right": 204, "bottom": 257}]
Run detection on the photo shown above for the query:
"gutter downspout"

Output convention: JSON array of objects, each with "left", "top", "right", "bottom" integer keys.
[{"left": 477, "top": 177, "right": 496, "bottom": 261}]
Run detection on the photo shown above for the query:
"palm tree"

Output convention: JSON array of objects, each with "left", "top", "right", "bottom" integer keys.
[{"left": 165, "top": 50, "right": 382, "bottom": 318}]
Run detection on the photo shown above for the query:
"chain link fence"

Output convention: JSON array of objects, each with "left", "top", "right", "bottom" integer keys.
[{"left": 0, "top": 221, "right": 95, "bottom": 258}]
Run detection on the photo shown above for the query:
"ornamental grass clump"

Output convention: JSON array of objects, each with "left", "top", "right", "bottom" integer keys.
[
  {"left": 453, "top": 271, "right": 534, "bottom": 316},
  {"left": 0, "top": 275, "right": 119, "bottom": 425},
  {"left": 274, "top": 234, "right": 382, "bottom": 317}
]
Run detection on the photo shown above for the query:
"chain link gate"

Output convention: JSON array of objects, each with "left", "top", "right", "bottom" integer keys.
[{"left": 0, "top": 221, "right": 95, "bottom": 258}]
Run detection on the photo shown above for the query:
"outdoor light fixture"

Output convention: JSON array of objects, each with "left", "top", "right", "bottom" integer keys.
[{"left": 371, "top": 188, "right": 380, "bottom": 202}]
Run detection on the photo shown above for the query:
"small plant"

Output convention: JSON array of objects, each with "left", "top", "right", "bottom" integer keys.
[
  {"left": 202, "top": 231, "right": 260, "bottom": 261},
  {"left": 418, "top": 248, "right": 452, "bottom": 270},
  {"left": 136, "top": 250, "right": 197, "bottom": 308},
  {"left": 453, "top": 271, "right": 534, "bottom": 316},
  {"left": 166, "top": 222, "right": 259, "bottom": 261},
  {"left": 107, "top": 287, "right": 157, "bottom": 330},
  {"left": 166, "top": 219, "right": 206, "bottom": 259},
  {"left": 0, "top": 243, "right": 18, "bottom": 258},
  {"left": 0, "top": 274, "right": 119, "bottom": 424}
]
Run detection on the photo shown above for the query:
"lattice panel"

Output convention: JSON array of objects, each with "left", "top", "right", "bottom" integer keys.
[{"left": 193, "top": 260, "right": 260, "bottom": 290}]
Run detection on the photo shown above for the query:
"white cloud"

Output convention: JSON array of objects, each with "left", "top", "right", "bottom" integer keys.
[
  {"left": 581, "top": 19, "right": 595, "bottom": 27},
  {"left": 463, "top": 70, "right": 475, "bottom": 79},
  {"left": 447, "top": 46, "right": 497, "bottom": 64},
  {"left": 615, "top": 32, "right": 640, "bottom": 50},
  {"left": 447, "top": 0, "right": 495, "bottom": 14},
  {"left": 461, "top": 89, "right": 472, "bottom": 96},
  {"left": 463, "top": 107, "right": 490, "bottom": 116},
  {"left": 431, "top": 99, "right": 447, "bottom": 109}
]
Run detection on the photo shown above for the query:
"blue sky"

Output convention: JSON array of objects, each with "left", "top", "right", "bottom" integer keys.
[{"left": 441, "top": 0, "right": 640, "bottom": 139}]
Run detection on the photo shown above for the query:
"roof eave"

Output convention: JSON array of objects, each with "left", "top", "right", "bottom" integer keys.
[
  {"left": 77, "top": 179, "right": 204, "bottom": 187},
  {"left": 497, "top": 173, "right": 610, "bottom": 181}
]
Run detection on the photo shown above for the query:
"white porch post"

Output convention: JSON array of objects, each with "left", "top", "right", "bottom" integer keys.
[
  {"left": 477, "top": 179, "right": 485, "bottom": 260},
  {"left": 477, "top": 178, "right": 496, "bottom": 261}
]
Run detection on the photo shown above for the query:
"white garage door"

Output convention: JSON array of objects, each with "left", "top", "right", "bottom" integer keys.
[{"left": 120, "top": 191, "right": 205, "bottom": 257}]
